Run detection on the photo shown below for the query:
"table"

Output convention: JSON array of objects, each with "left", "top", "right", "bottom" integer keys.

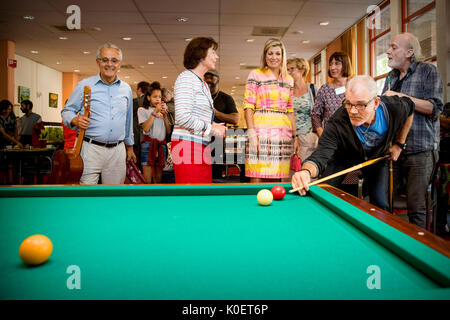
[
  {"left": 0, "top": 183, "right": 449, "bottom": 299},
  {"left": 0, "top": 147, "right": 55, "bottom": 184}
]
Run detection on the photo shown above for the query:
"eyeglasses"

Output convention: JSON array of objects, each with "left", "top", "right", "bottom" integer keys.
[
  {"left": 97, "top": 57, "right": 121, "bottom": 64},
  {"left": 343, "top": 96, "right": 376, "bottom": 110}
]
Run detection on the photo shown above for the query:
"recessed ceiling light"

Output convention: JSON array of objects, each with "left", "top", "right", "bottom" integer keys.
[
  {"left": 184, "top": 38, "right": 192, "bottom": 42},
  {"left": 56, "top": 62, "right": 62, "bottom": 65},
  {"left": 147, "top": 61, "right": 154, "bottom": 65},
  {"left": 162, "top": 76, "right": 168, "bottom": 79},
  {"left": 232, "top": 86, "right": 236, "bottom": 88},
  {"left": 239, "top": 62, "right": 246, "bottom": 66},
  {"left": 134, "top": 81, "right": 138, "bottom": 84},
  {"left": 246, "top": 39, "right": 255, "bottom": 43},
  {"left": 74, "top": 69, "right": 80, "bottom": 72},
  {"left": 295, "top": 30, "right": 304, "bottom": 34},
  {"left": 23, "top": 15, "right": 34, "bottom": 20},
  {"left": 91, "top": 27, "right": 102, "bottom": 31},
  {"left": 122, "top": 37, "right": 132, "bottom": 41},
  {"left": 319, "top": 21, "right": 329, "bottom": 26},
  {"left": 82, "top": 51, "right": 90, "bottom": 54},
  {"left": 302, "top": 40, "right": 310, "bottom": 44},
  {"left": 124, "top": 76, "right": 130, "bottom": 79},
  {"left": 176, "top": 17, "right": 189, "bottom": 22},
  {"left": 140, "top": 66, "right": 145, "bottom": 69},
  {"left": 59, "top": 36, "right": 68, "bottom": 40},
  {"left": 235, "top": 76, "right": 240, "bottom": 80},
  {"left": 30, "top": 50, "right": 38, "bottom": 54}
]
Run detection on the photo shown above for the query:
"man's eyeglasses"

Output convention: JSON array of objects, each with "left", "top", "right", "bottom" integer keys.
[
  {"left": 343, "top": 96, "right": 377, "bottom": 110},
  {"left": 97, "top": 57, "right": 120, "bottom": 64}
]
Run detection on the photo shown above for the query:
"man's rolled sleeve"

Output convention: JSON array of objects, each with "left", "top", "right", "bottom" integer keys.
[
  {"left": 423, "top": 67, "right": 444, "bottom": 121},
  {"left": 61, "top": 83, "right": 83, "bottom": 130},
  {"left": 124, "top": 89, "right": 134, "bottom": 145}
]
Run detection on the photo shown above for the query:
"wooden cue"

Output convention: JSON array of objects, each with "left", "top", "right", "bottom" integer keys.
[
  {"left": 289, "top": 155, "right": 390, "bottom": 193},
  {"left": 389, "top": 142, "right": 394, "bottom": 213}
]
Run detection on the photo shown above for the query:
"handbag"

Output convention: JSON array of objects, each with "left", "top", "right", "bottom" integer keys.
[
  {"left": 290, "top": 154, "right": 302, "bottom": 172},
  {"left": 126, "top": 160, "right": 147, "bottom": 184}
]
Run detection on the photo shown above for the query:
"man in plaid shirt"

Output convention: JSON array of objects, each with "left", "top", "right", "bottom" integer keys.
[{"left": 382, "top": 32, "right": 444, "bottom": 229}]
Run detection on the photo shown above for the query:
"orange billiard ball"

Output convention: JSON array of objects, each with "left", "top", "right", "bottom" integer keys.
[{"left": 19, "top": 235, "right": 53, "bottom": 266}]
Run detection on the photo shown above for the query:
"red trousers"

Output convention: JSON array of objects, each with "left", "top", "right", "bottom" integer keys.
[{"left": 171, "top": 140, "right": 212, "bottom": 184}]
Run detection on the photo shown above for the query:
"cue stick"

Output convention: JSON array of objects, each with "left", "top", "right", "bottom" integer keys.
[
  {"left": 289, "top": 155, "right": 390, "bottom": 193},
  {"left": 389, "top": 142, "right": 394, "bottom": 213}
]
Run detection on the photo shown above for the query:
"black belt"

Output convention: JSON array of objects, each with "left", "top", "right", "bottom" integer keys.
[{"left": 83, "top": 137, "right": 123, "bottom": 148}]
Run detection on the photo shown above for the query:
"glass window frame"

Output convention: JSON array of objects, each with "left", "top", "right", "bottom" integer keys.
[
  {"left": 313, "top": 56, "right": 322, "bottom": 87},
  {"left": 369, "top": 0, "right": 390, "bottom": 83}
]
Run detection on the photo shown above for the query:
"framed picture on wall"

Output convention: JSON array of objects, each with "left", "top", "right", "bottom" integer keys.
[
  {"left": 49, "top": 93, "right": 58, "bottom": 108},
  {"left": 18, "top": 86, "right": 30, "bottom": 103}
]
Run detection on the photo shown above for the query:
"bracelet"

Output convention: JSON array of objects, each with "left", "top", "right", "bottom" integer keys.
[
  {"left": 300, "top": 168, "right": 312, "bottom": 177},
  {"left": 151, "top": 113, "right": 157, "bottom": 118}
]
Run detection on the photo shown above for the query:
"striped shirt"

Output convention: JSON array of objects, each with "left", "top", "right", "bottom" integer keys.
[
  {"left": 243, "top": 68, "right": 294, "bottom": 112},
  {"left": 382, "top": 61, "right": 443, "bottom": 154},
  {"left": 62, "top": 73, "right": 134, "bottom": 145},
  {"left": 172, "top": 70, "right": 214, "bottom": 145}
]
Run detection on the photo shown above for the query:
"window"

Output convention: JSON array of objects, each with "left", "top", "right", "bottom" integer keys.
[
  {"left": 402, "top": 0, "right": 436, "bottom": 61},
  {"left": 369, "top": 1, "right": 390, "bottom": 94}
]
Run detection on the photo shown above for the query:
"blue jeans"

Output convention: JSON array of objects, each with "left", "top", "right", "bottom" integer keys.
[{"left": 323, "top": 159, "right": 389, "bottom": 211}]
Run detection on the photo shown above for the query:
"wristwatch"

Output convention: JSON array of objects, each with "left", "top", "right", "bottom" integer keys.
[{"left": 394, "top": 141, "right": 407, "bottom": 150}]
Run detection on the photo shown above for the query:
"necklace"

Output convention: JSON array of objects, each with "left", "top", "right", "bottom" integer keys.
[{"left": 212, "top": 91, "right": 219, "bottom": 102}]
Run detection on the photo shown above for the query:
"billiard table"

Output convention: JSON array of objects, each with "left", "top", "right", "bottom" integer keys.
[{"left": 0, "top": 183, "right": 449, "bottom": 300}]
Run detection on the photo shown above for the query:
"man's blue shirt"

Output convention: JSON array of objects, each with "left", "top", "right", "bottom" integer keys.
[{"left": 62, "top": 73, "right": 134, "bottom": 145}]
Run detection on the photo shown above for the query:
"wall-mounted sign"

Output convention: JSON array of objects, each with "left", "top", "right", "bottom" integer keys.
[{"left": 7, "top": 59, "right": 17, "bottom": 68}]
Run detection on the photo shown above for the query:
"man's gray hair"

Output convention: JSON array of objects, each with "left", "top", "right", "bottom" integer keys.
[
  {"left": 401, "top": 32, "right": 423, "bottom": 62},
  {"left": 346, "top": 75, "right": 378, "bottom": 98},
  {"left": 96, "top": 43, "right": 123, "bottom": 61}
]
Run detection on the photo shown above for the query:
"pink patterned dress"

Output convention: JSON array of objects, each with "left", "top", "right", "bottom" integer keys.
[{"left": 243, "top": 68, "right": 294, "bottom": 179}]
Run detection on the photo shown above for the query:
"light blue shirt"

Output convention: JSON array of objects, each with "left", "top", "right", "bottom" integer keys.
[
  {"left": 355, "top": 101, "right": 389, "bottom": 155},
  {"left": 62, "top": 73, "right": 134, "bottom": 145}
]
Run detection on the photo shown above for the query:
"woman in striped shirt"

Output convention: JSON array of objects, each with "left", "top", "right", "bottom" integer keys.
[
  {"left": 244, "top": 38, "right": 300, "bottom": 181},
  {"left": 171, "top": 37, "right": 227, "bottom": 183}
]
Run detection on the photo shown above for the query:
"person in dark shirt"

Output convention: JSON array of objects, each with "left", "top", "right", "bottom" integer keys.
[
  {"left": 204, "top": 69, "right": 239, "bottom": 125},
  {"left": 204, "top": 69, "right": 239, "bottom": 180}
]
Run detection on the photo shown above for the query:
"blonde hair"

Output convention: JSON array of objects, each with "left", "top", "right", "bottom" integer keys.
[
  {"left": 260, "top": 38, "right": 288, "bottom": 78},
  {"left": 287, "top": 57, "right": 310, "bottom": 80}
]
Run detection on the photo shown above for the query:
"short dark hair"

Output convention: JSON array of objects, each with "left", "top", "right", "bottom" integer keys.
[
  {"left": 142, "top": 81, "right": 162, "bottom": 109},
  {"left": 137, "top": 81, "right": 150, "bottom": 94},
  {"left": 183, "top": 37, "right": 218, "bottom": 70},
  {"left": 21, "top": 99, "right": 33, "bottom": 110},
  {"left": 0, "top": 99, "right": 12, "bottom": 112},
  {"left": 328, "top": 52, "right": 352, "bottom": 78}
]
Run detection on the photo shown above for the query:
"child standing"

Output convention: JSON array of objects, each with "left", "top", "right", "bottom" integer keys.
[{"left": 137, "top": 82, "right": 171, "bottom": 183}]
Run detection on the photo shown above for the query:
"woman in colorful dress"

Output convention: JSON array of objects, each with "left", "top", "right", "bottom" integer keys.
[{"left": 243, "top": 38, "right": 299, "bottom": 182}]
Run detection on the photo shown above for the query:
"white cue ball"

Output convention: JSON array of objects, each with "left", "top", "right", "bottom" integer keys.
[{"left": 257, "top": 189, "right": 273, "bottom": 206}]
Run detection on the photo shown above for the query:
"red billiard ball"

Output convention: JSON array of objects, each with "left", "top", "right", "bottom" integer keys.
[{"left": 271, "top": 185, "right": 286, "bottom": 200}]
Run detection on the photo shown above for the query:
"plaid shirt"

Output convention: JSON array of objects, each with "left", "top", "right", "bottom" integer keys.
[{"left": 382, "top": 61, "right": 443, "bottom": 154}]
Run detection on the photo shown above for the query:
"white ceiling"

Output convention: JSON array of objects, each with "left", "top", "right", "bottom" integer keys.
[{"left": 0, "top": 0, "right": 381, "bottom": 103}]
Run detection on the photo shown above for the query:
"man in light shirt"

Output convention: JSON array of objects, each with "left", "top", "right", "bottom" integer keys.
[{"left": 62, "top": 43, "right": 136, "bottom": 184}]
